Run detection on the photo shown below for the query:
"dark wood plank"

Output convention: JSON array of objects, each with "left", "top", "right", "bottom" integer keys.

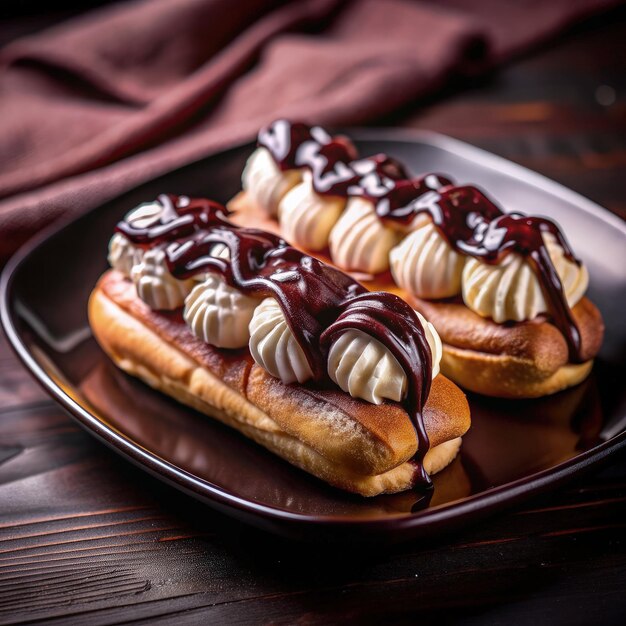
[
  {"left": 0, "top": 334, "right": 49, "bottom": 411},
  {"left": 0, "top": 9, "right": 625, "bottom": 626}
]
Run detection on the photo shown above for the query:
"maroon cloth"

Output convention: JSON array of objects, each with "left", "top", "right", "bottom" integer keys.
[{"left": 0, "top": 0, "right": 618, "bottom": 262}]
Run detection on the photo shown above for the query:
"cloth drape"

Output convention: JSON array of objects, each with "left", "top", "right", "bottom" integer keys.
[{"left": 0, "top": 0, "right": 617, "bottom": 262}]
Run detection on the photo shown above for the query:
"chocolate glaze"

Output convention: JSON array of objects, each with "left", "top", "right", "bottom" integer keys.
[
  {"left": 259, "top": 121, "right": 584, "bottom": 362},
  {"left": 258, "top": 119, "right": 357, "bottom": 175},
  {"left": 407, "top": 186, "right": 583, "bottom": 361},
  {"left": 320, "top": 292, "right": 432, "bottom": 485},
  {"left": 115, "top": 194, "right": 228, "bottom": 245},
  {"left": 115, "top": 194, "right": 435, "bottom": 488},
  {"left": 372, "top": 173, "right": 454, "bottom": 223},
  {"left": 258, "top": 120, "right": 449, "bottom": 207}
]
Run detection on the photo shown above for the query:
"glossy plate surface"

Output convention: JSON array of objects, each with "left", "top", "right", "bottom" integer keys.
[{"left": 2, "top": 130, "right": 625, "bottom": 542}]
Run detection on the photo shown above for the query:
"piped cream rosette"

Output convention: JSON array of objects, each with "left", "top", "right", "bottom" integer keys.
[
  {"left": 390, "top": 214, "right": 465, "bottom": 299},
  {"left": 462, "top": 232, "right": 589, "bottom": 323},
  {"left": 108, "top": 200, "right": 204, "bottom": 311},
  {"left": 248, "top": 298, "right": 313, "bottom": 384},
  {"left": 108, "top": 233, "right": 141, "bottom": 277},
  {"left": 248, "top": 297, "right": 442, "bottom": 405},
  {"left": 390, "top": 217, "right": 589, "bottom": 323},
  {"left": 130, "top": 243, "right": 199, "bottom": 311},
  {"left": 329, "top": 197, "right": 404, "bottom": 275},
  {"left": 183, "top": 246, "right": 261, "bottom": 349},
  {"left": 278, "top": 171, "right": 346, "bottom": 251},
  {"left": 108, "top": 200, "right": 165, "bottom": 276},
  {"left": 241, "top": 147, "right": 302, "bottom": 217}
]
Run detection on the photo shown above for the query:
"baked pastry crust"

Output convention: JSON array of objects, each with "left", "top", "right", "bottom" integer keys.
[
  {"left": 89, "top": 270, "right": 471, "bottom": 496},
  {"left": 410, "top": 296, "right": 603, "bottom": 398},
  {"left": 230, "top": 191, "right": 605, "bottom": 398}
]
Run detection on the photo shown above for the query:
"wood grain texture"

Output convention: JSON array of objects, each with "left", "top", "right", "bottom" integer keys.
[{"left": 1, "top": 8, "right": 625, "bottom": 625}]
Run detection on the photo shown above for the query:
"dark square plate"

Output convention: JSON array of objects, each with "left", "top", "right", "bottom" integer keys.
[{"left": 2, "top": 130, "right": 625, "bottom": 542}]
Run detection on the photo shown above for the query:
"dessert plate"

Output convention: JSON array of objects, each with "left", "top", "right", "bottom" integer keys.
[{"left": 2, "top": 130, "right": 625, "bottom": 542}]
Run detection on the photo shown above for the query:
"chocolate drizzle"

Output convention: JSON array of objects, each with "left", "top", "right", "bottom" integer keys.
[
  {"left": 170, "top": 227, "right": 364, "bottom": 383},
  {"left": 320, "top": 292, "right": 432, "bottom": 485},
  {"left": 259, "top": 120, "right": 585, "bottom": 362},
  {"left": 115, "top": 194, "right": 435, "bottom": 487},
  {"left": 406, "top": 187, "right": 584, "bottom": 361},
  {"left": 258, "top": 120, "right": 449, "bottom": 206},
  {"left": 116, "top": 194, "right": 227, "bottom": 245},
  {"left": 258, "top": 119, "right": 357, "bottom": 176}
]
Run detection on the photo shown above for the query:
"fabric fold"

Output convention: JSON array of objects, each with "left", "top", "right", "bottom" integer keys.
[{"left": 0, "top": 0, "right": 618, "bottom": 263}]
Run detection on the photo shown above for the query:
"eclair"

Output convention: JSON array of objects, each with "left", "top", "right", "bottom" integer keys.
[
  {"left": 90, "top": 194, "right": 471, "bottom": 496},
  {"left": 234, "top": 120, "right": 604, "bottom": 398}
]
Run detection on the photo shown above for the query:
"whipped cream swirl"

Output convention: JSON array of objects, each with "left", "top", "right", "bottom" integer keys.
[
  {"left": 131, "top": 244, "right": 197, "bottom": 311},
  {"left": 108, "top": 233, "right": 141, "bottom": 277},
  {"left": 278, "top": 172, "right": 345, "bottom": 251},
  {"left": 248, "top": 298, "right": 313, "bottom": 384},
  {"left": 184, "top": 273, "right": 259, "bottom": 348},
  {"left": 329, "top": 197, "right": 404, "bottom": 274},
  {"left": 462, "top": 232, "right": 589, "bottom": 322},
  {"left": 327, "top": 312, "right": 442, "bottom": 405},
  {"left": 108, "top": 200, "right": 165, "bottom": 276},
  {"left": 241, "top": 147, "right": 301, "bottom": 217},
  {"left": 389, "top": 216, "right": 466, "bottom": 299}
]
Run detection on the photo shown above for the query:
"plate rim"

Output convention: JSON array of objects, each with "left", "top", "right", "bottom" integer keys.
[{"left": 2, "top": 130, "right": 625, "bottom": 537}]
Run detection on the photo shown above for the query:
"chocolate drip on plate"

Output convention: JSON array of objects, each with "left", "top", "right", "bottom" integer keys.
[{"left": 320, "top": 292, "right": 433, "bottom": 486}]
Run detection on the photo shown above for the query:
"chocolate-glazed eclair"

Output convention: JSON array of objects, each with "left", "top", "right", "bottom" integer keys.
[
  {"left": 388, "top": 186, "right": 603, "bottom": 397},
  {"left": 233, "top": 120, "right": 604, "bottom": 398},
  {"left": 90, "top": 194, "right": 470, "bottom": 496}
]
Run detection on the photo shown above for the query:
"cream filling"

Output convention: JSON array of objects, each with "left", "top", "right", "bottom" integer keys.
[
  {"left": 241, "top": 147, "right": 301, "bottom": 217},
  {"left": 390, "top": 216, "right": 465, "bottom": 299},
  {"left": 462, "top": 232, "right": 589, "bottom": 323},
  {"left": 327, "top": 313, "right": 442, "bottom": 405},
  {"left": 278, "top": 171, "right": 345, "bottom": 251},
  {"left": 329, "top": 197, "right": 404, "bottom": 274}
]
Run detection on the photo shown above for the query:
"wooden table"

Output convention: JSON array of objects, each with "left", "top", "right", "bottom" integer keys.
[{"left": 1, "top": 10, "right": 625, "bottom": 625}]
